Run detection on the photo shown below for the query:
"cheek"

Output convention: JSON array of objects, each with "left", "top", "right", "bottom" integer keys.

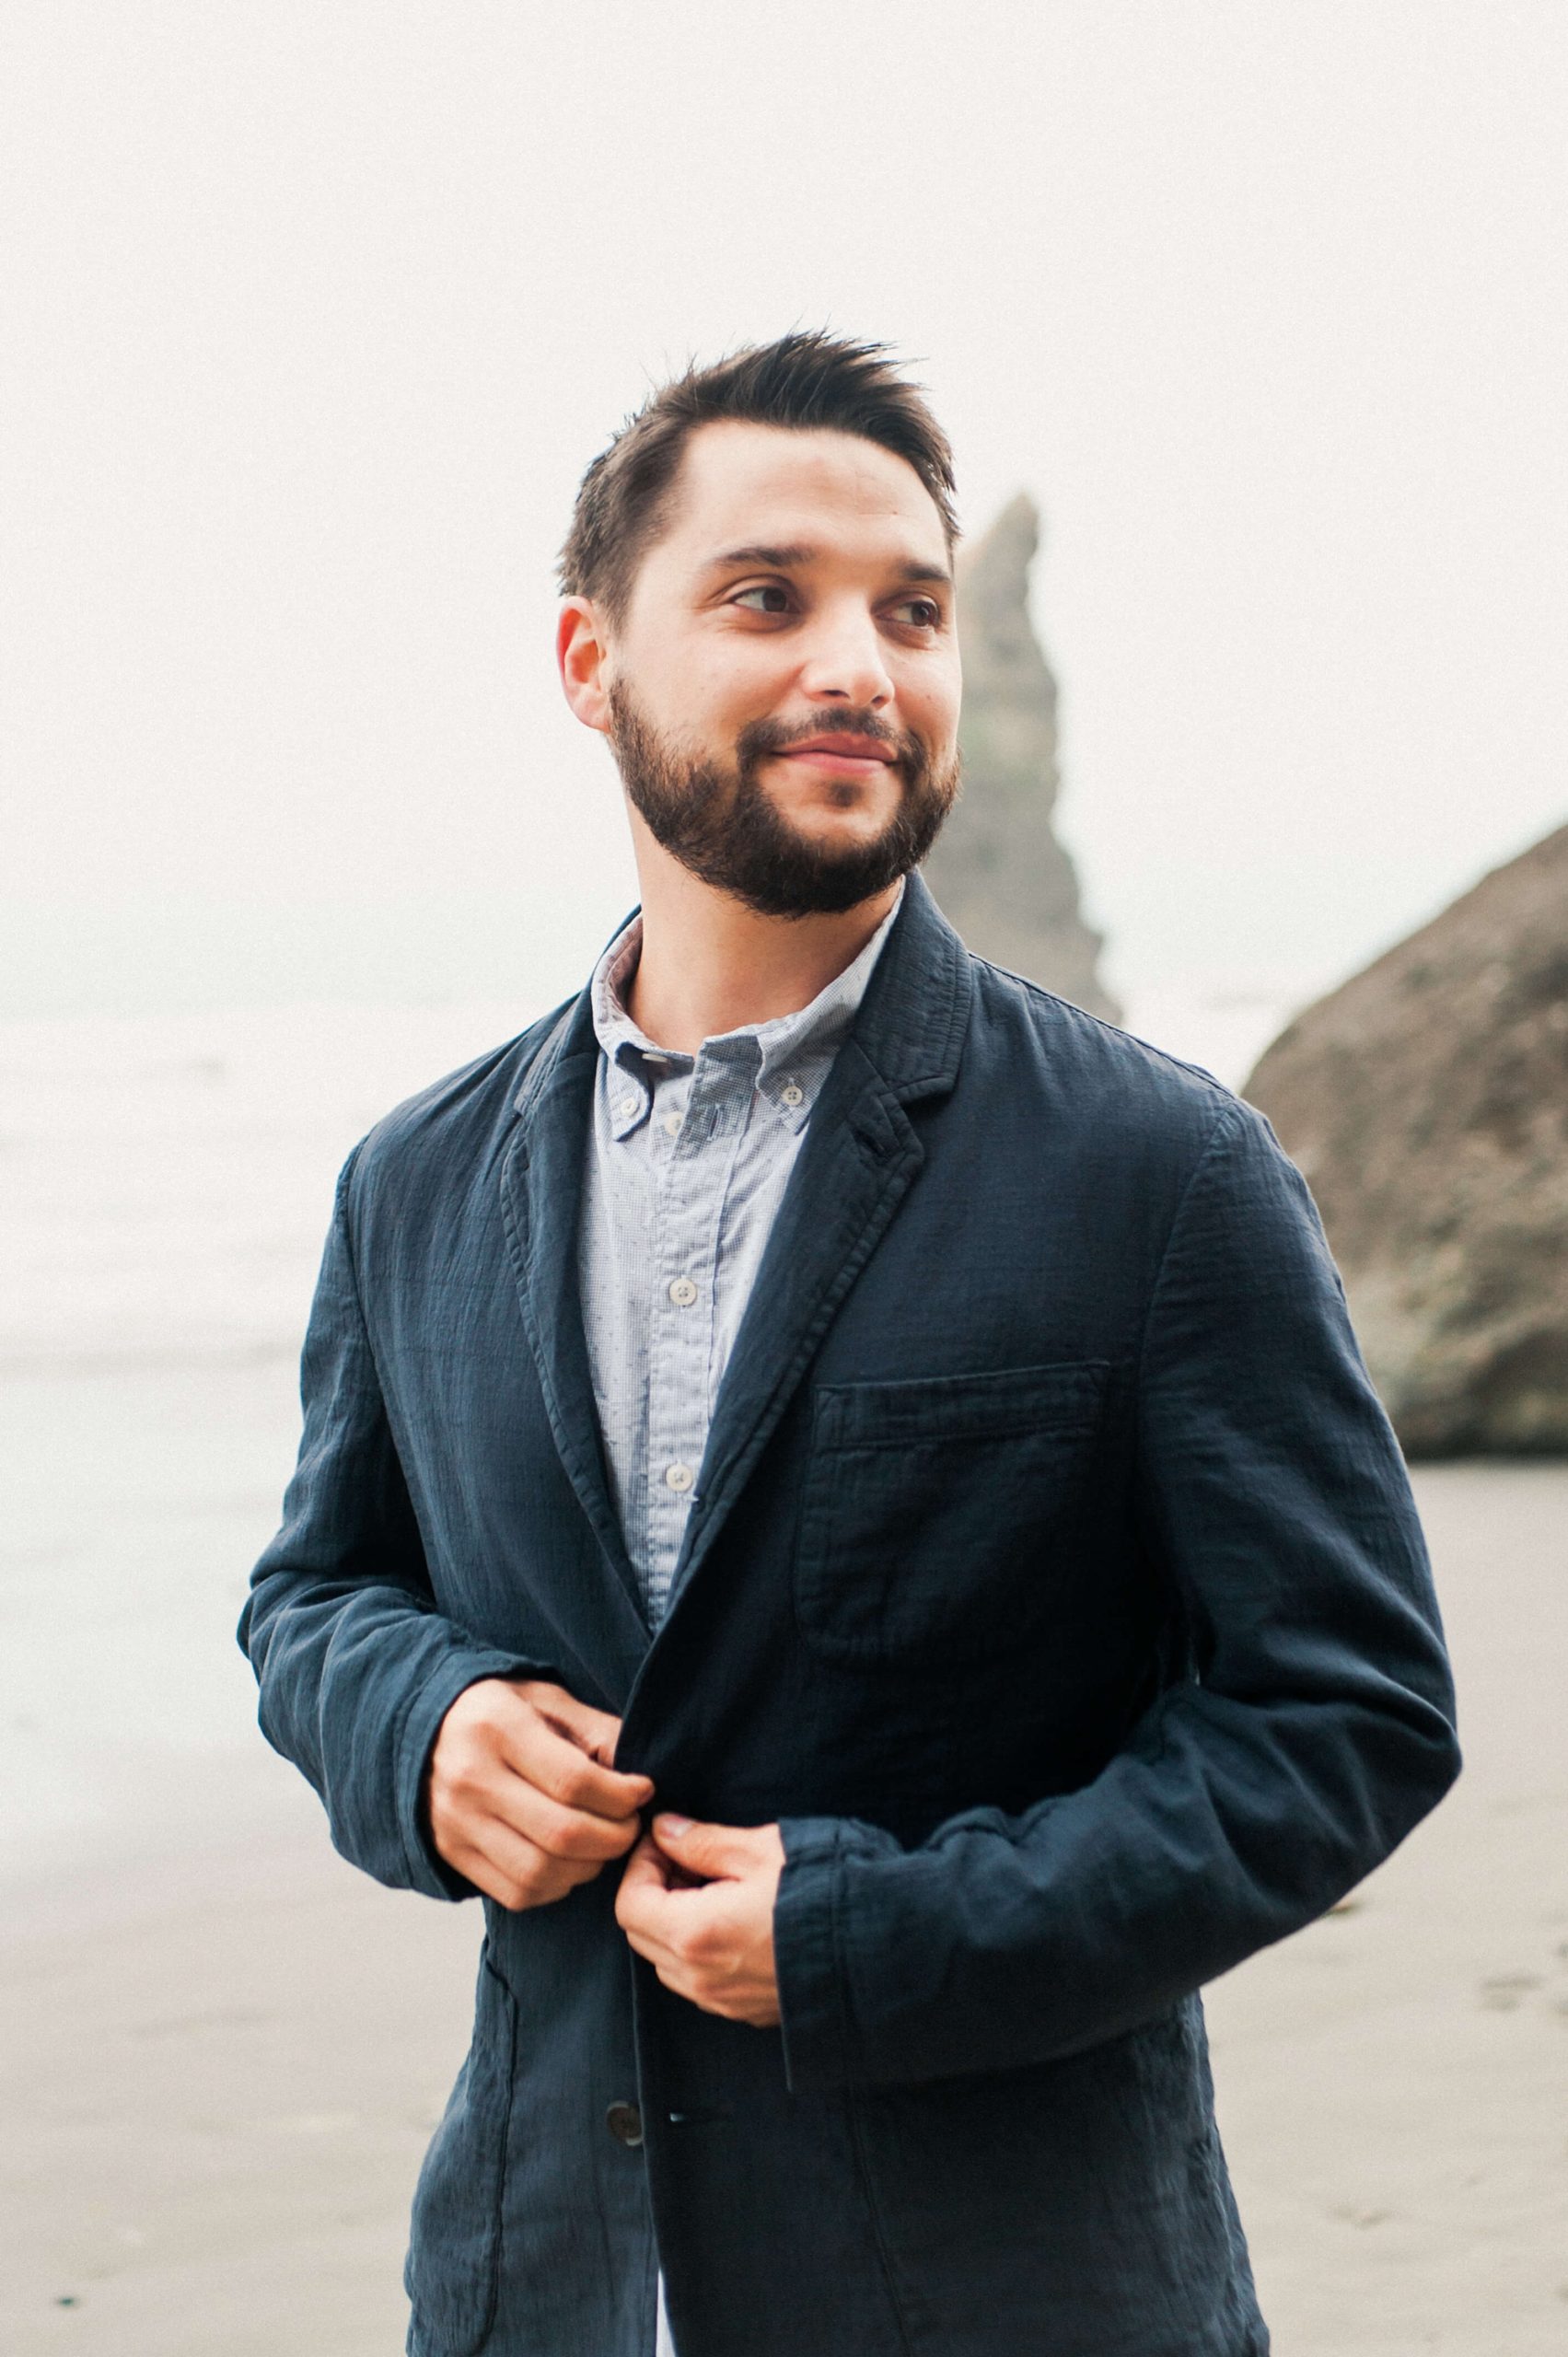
[
  {"left": 902, "top": 671, "right": 961, "bottom": 758},
  {"left": 645, "top": 635, "right": 796, "bottom": 738}
]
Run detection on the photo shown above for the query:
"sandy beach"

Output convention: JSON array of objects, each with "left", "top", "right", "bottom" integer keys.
[{"left": 2, "top": 1448, "right": 1564, "bottom": 2354}]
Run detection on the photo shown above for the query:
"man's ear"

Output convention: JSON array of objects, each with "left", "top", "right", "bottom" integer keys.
[{"left": 557, "top": 598, "right": 613, "bottom": 734}]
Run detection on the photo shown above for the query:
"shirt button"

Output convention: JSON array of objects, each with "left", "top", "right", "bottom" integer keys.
[
  {"left": 606, "top": 2101, "right": 644, "bottom": 2149},
  {"left": 616, "top": 1093, "right": 639, "bottom": 1120},
  {"left": 668, "top": 1275, "right": 699, "bottom": 1307},
  {"left": 664, "top": 1462, "right": 695, "bottom": 1493},
  {"left": 781, "top": 1081, "right": 805, "bottom": 1108},
  {"left": 661, "top": 1111, "right": 682, "bottom": 1137}
]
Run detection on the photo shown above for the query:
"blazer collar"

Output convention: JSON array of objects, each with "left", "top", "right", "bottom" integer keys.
[
  {"left": 835, "top": 862, "right": 973, "bottom": 1104},
  {"left": 525, "top": 863, "right": 970, "bottom": 1117}
]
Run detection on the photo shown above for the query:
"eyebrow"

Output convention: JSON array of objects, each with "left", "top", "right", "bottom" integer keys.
[{"left": 703, "top": 542, "right": 953, "bottom": 588}]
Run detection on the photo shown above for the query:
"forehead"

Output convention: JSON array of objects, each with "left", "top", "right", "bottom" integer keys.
[{"left": 652, "top": 421, "right": 950, "bottom": 575}]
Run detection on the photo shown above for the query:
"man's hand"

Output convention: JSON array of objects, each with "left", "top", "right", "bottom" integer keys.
[
  {"left": 614, "top": 1814, "right": 784, "bottom": 2026},
  {"left": 425, "top": 1678, "right": 654, "bottom": 1910}
]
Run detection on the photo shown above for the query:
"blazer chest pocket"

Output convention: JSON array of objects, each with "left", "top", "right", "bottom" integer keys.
[{"left": 793, "top": 1359, "right": 1110, "bottom": 1669}]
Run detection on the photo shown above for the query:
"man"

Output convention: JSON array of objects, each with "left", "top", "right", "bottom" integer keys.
[{"left": 239, "top": 331, "right": 1460, "bottom": 2357}]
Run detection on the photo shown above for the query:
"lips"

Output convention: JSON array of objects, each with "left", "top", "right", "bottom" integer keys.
[{"left": 775, "top": 735, "right": 897, "bottom": 771}]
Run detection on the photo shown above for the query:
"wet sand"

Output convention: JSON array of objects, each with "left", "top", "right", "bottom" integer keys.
[{"left": 2, "top": 1461, "right": 1564, "bottom": 2355}]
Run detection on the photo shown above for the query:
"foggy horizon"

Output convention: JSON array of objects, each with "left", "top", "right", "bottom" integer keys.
[{"left": 5, "top": 4, "right": 1566, "bottom": 1068}]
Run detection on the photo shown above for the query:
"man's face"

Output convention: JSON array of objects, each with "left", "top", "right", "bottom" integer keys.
[{"left": 596, "top": 421, "right": 962, "bottom": 916}]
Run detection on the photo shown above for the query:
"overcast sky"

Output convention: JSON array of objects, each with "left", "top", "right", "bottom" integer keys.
[{"left": 4, "top": 2, "right": 1564, "bottom": 1049}]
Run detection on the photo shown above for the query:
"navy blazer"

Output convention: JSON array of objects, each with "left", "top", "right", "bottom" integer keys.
[{"left": 240, "top": 870, "right": 1459, "bottom": 2357}]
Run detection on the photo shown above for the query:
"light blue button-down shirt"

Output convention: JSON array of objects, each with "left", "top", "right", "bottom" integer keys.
[{"left": 576, "top": 881, "right": 904, "bottom": 1630}]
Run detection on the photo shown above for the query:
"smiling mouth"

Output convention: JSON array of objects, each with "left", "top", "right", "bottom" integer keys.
[{"left": 772, "top": 737, "right": 897, "bottom": 778}]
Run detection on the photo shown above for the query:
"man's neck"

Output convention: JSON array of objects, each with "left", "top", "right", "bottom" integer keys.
[{"left": 622, "top": 834, "right": 902, "bottom": 1057}]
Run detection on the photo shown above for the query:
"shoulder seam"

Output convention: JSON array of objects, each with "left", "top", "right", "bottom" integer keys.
[
  {"left": 968, "top": 951, "right": 1240, "bottom": 1100},
  {"left": 354, "top": 996, "right": 578, "bottom": 1161}
]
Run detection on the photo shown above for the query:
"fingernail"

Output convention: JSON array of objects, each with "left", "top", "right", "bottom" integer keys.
[{"left": 656, "top": 1814, "right": 691, "bottom": 1838}]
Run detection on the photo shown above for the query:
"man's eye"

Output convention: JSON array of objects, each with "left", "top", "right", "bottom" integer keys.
[
  {"left": 891, "top": 598, "right": 942, "bottom": 629},
  {"left": 732, "top": 585, "right": 793, "bottom": 614}
]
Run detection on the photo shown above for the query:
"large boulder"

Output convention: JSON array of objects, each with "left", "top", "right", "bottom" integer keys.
[
  {"left": 1244, "top": 823, "right": 1568, "bottom": 1456},
  {"left": 923, "top": 494, "right": 1119, "bottom": 1019}
]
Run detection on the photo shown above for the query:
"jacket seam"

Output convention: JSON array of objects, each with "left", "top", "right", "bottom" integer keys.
[
  {"left": 841, "top": 2082, "right": 920, "bottom": 2357},
  {"left": 1127, "top": 1101, "right": 1243, "bottom": 1704},
  {"left": 829, "top": 1825, "right": 854, "bottom": 2082},
  {"left": 331, "top": 1139, "right": 372, "bottom": 1332},
  {"left": 1132, "top": 1099, "right": 1244, "bottom": 1395},
  {"left": 332, "top": 1136, "right": 406, "bottom": 1419},
  {"left": 830, "top": 1839, "right": 918, "bottom": 2355},
  {"left": 825, "top": 1833, "right": 920, "bottom": 2350}
]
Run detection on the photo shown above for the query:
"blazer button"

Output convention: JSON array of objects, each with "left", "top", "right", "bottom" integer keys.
[{"left": 606, "top": 2100, "right": 644, "bottom": 2149}]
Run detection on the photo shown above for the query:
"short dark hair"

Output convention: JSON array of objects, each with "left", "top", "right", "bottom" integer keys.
[{"left": 558, "top": 331, "right": 958, "bottom": 621}]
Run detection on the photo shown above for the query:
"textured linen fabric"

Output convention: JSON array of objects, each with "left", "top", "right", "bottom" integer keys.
[
  {"left": 239, "top": 869, "right": 1461, "bottom": 2357},
  {"left": 577, "top": 881, "right": 903, "bottom": 1627}
]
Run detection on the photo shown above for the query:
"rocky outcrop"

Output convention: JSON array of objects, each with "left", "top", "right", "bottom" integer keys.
[
  {"left": 1245, "top": 824, "right": 1568, "bottom": 1456},
  {"left": 923, "top": 495, "right": 1119, "bottom": 1019}
]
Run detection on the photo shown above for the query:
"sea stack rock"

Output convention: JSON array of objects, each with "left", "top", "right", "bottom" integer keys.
[
  {"left": 923, "top": 494, "right": 1119, "bottom": 1019},
  {"left": 1245, "top": 823, "right": 1568, "bottom": 1456}
]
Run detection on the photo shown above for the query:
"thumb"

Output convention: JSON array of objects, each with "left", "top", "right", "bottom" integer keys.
[{"left": 652, "top": 1814, "right": 764, "bottom": 1880}]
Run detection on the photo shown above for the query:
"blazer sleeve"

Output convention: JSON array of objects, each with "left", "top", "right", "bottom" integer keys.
[
  {"left": 237, "top": 1151, "right": 561, "bottom": 1901},
  {"left": 772, "top": 1098, "right": 1462, "bottom": 2092}
]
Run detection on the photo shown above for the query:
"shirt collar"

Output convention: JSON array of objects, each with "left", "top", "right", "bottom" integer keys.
[{"left": 589, "top": 878, "right": 906, "bottom": 1139}]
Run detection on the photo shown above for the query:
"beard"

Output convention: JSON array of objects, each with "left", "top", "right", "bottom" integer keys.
[{"left": 606, "top": 680, "right": 961, "bottom": 919}]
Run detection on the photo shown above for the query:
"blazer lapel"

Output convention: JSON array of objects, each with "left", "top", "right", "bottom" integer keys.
[
  {"left": 651, "top": 870, "right": 975, "bottom": 1642},
  {"left": 498, "top": 992, "right": 653, "bottom": 1652}
]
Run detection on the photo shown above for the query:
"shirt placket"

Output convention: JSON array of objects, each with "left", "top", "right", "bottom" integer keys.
[{"left": 642, "top": 1039, "right": 757, "bottom": 1623}]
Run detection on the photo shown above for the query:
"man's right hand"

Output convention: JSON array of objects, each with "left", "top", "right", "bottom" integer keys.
[{"left": 425, "top": 1678, "right": 654, "bottom": 1910}]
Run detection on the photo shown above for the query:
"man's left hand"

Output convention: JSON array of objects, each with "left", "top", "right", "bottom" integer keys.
[{"left": 614, "top": 1815, "right": 784, "bottom": 2026}]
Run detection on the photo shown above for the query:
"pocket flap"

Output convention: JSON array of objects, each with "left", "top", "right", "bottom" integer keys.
[{"left": 814, "top": 1358, "right": 1110, "bottom": 1452}]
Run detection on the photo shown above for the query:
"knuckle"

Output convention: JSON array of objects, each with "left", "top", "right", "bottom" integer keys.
[
  {"left": 460, "top": 1684, "right": 505, "bottom": 1730},
  {"left": 673, "top": 1921, "right": 711, "bottom": 1968},
  {"left": 523, "top": 1792, "right": 578, "bottom": 1850},
  {"left": 555, "top": 1759, "right": 596, "bottom": 1809},
  {"left": 552, "top": 1817, "right": 601, "bottom": 1861}
]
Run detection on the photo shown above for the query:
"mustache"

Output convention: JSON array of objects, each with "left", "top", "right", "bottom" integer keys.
[{"left": 735, "top": 709, "right": 921, "bottom": 772}]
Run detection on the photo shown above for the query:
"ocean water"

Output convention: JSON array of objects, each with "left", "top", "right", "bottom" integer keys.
[
  {"left": 0, "top": 985, "right": 1288, "bottom": 1886},
  {"left": 0, "top": 999, "right": 555, "bottom": 1884}
]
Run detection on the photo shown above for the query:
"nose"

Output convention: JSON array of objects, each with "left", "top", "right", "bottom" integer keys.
[{"left": 796, "top": 599, "right": 894, "bottom": 710}]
